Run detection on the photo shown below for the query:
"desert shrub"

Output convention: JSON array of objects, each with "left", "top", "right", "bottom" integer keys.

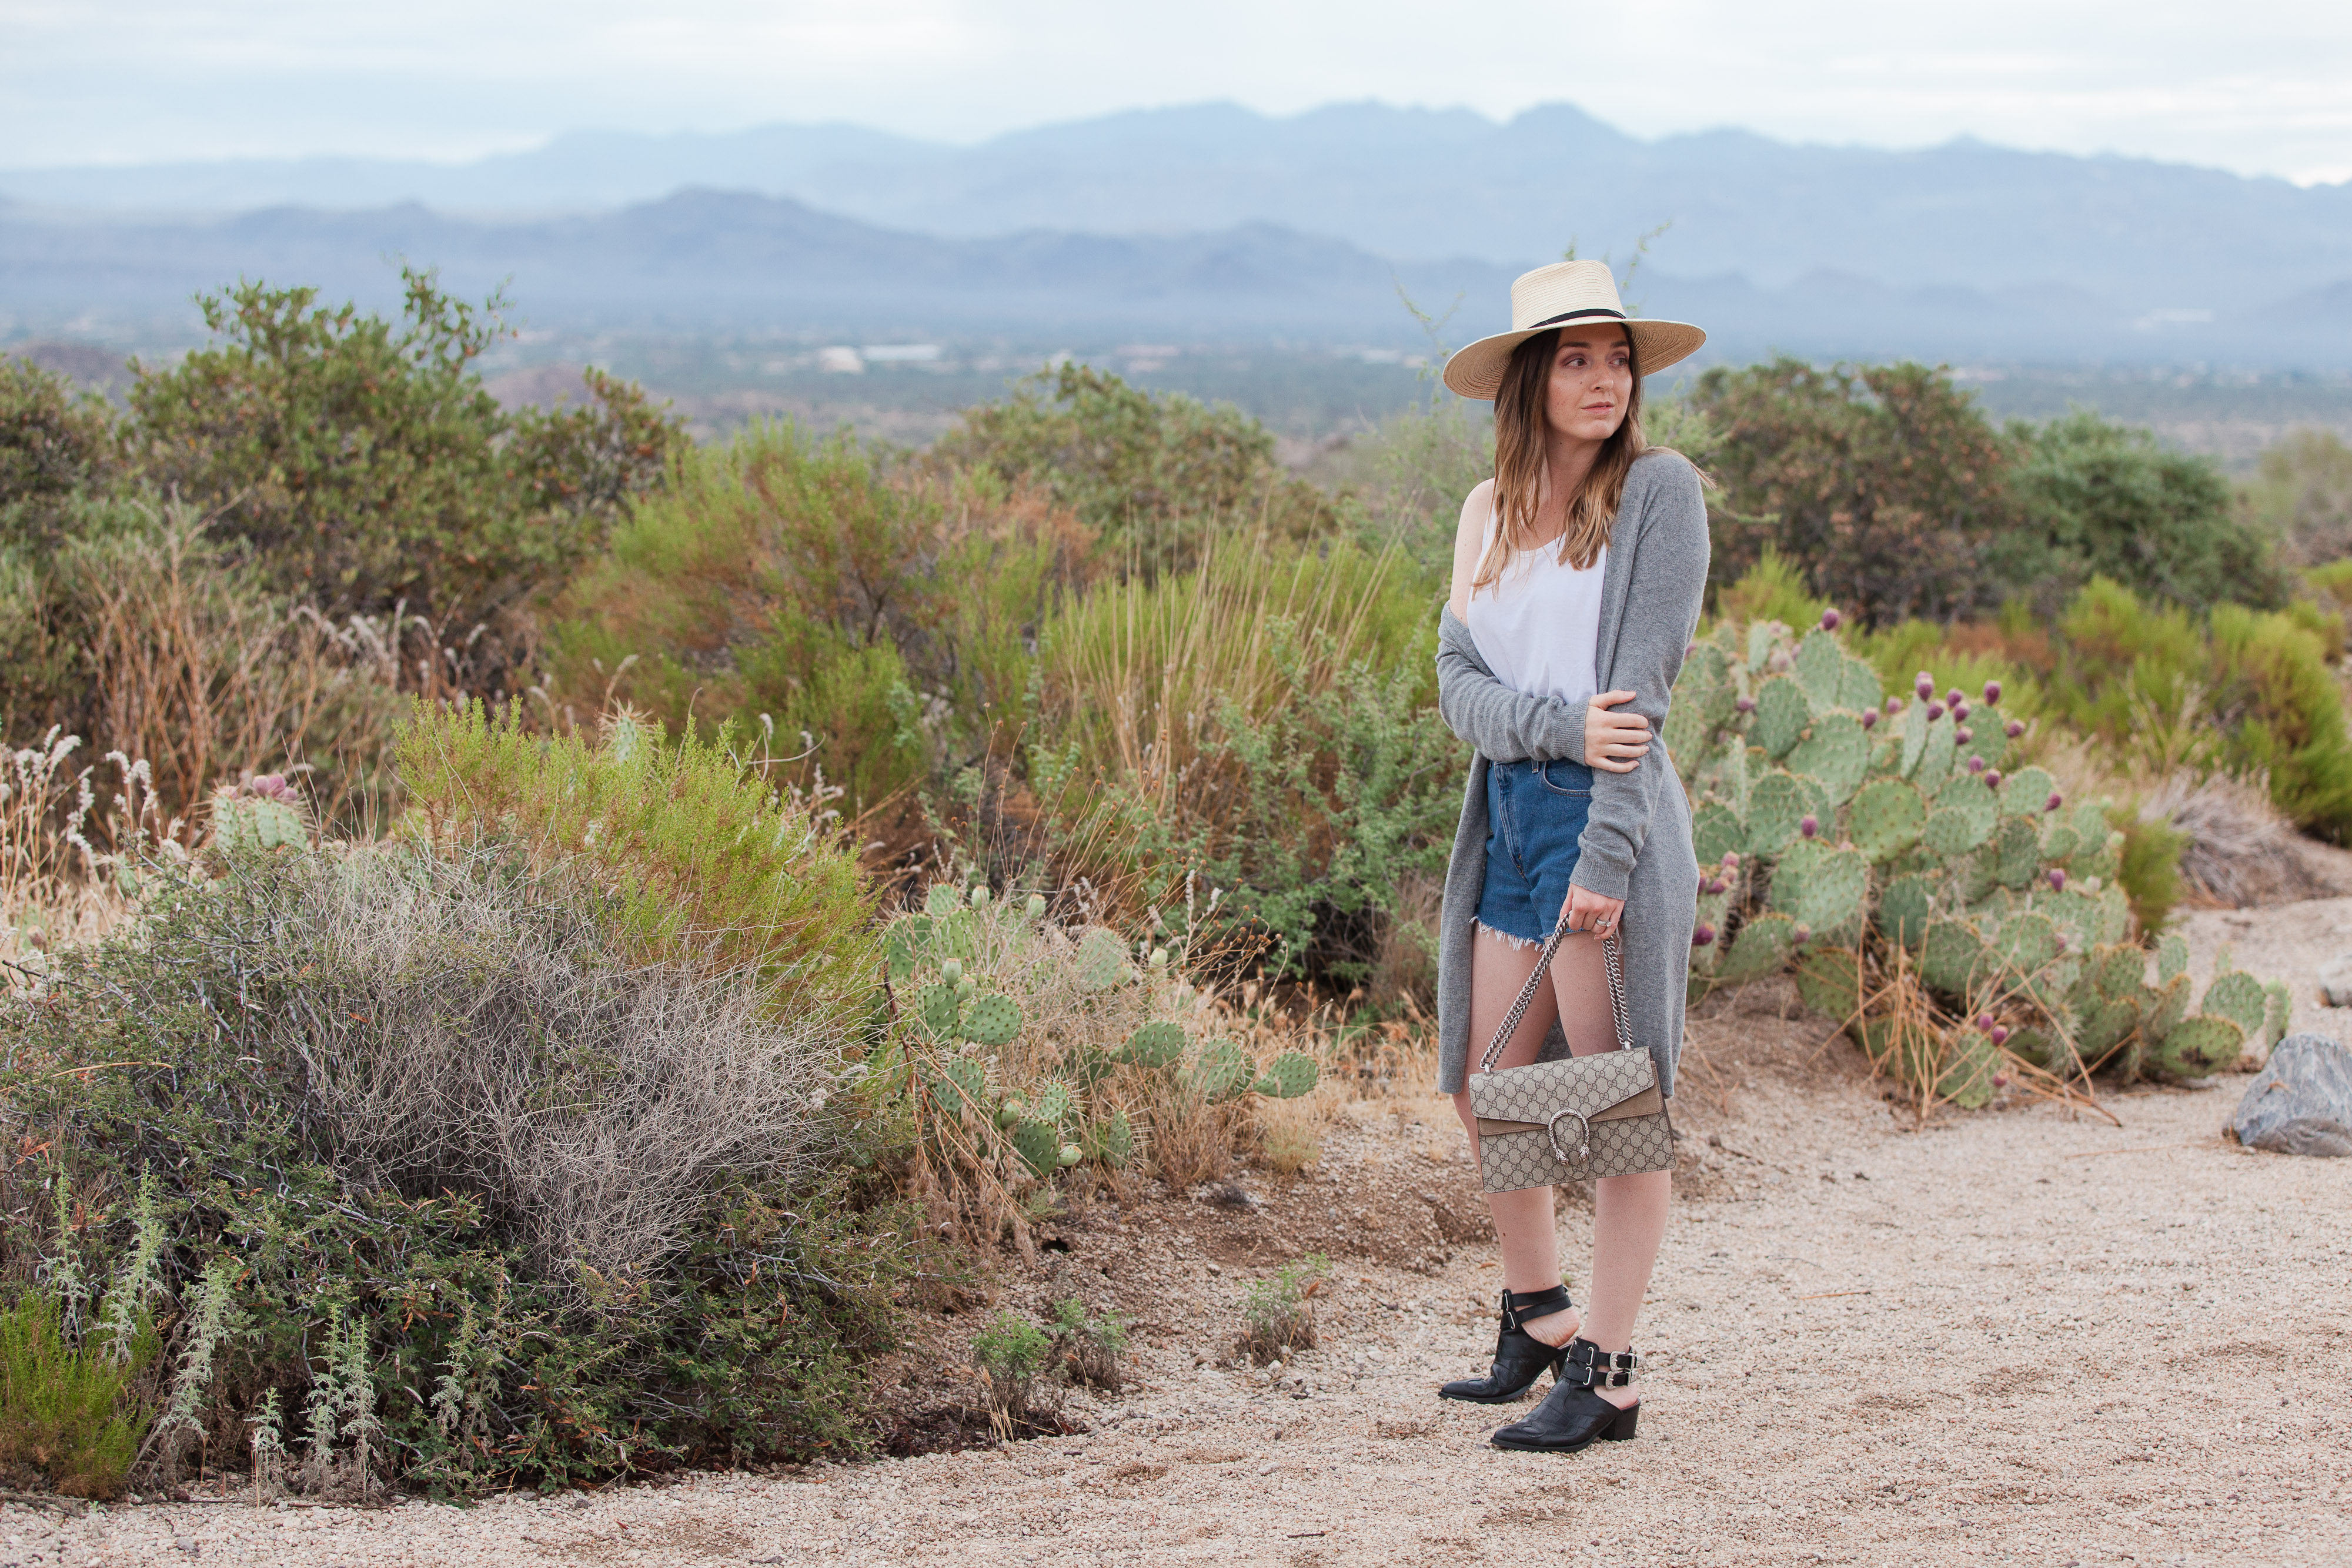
[
  {"left": 544, "top": 422, "right": 1089, "bottom": 822},
  {"left": 2137, "top": 772, "right": 2322, "bottom": 910},
  {"left": 396, "top": 702, "right": 873, "bottom": 1001},
  {"left": 2244, "top": 428, "right": 2352, "bottom": 567},
  {"left": 1048, "top": 1298, "right": 1128, "bottom": 1392},
  {"left": 2003, "top": 410, "right": 2286, "bottom": 615},
  {"left": 1236, "top": 1253, "right": 1327, "bottom": 1365},
  {"left": 1689, "top": 357, "right": 2019, "bottom": 626},
  {"left": 0, "top": 1289, "right": 158, "bottom": 1499},
  {"left": 0, "top": 356, "right": 120, "bottom": 540},
  {"left": 867, "top": 881, "right": 1324, "bottom": 1242},
  {"left": 1, "top": 839, "right": 901, "bottom": 1492},
  {"left": 968, "top": 1310, "right": 1054, "bottom": 1420},
  {"left": 933, "top": 362, "right": 1340, "bottom": 571},
  {"left": 1033, "top": 538, "right": 1458, "bottom": 982},
  {"left": 124, "top": 271, "right": 681, "bottom": 629}
]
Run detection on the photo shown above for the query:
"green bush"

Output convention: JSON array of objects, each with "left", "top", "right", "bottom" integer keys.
[
  {"left": 933, "top": 362, "right": 1340, "bottom": 571},
  {"left": 396, "top": 700, "right": 874, "bottom": 1002},
  {"left": 2244, "top": 428, "right": 2352, "bottom": 567},
  {"left": 1, "top": 356, "right": 120, "bottom": 540},
  {"left": 3, "top": 840, "right": 901, "bottom": 1493},
  {"left": 1237, "top": 1253, "right": 1328, "bottom": 1365},
  {"left": 545, "top": 422, "right": 1078, "bottom": 820},
  {"left": 2003, "top": 410, "right": 2286, "bottom": 614},
  {"left": 124, "top": 270, "right": 681, "bottom": 624},
  {"left": 0, "top": 1289, "right": 156, "bottom": 1499}
]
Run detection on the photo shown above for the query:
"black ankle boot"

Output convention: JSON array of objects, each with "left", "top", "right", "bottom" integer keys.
[
  {"left": 1438, "top": 1286, "right": 1575, "bottom": 1403},
  {"left": 1488, "top": 1338, "right": 1641, "bottom": 1452}
]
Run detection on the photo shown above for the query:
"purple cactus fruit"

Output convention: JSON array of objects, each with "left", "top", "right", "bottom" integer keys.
[
  {"left": 1966, "top": 755, "right": 1986, "bottom": 774},
  {"left": 1976, "top": 1012, "right": 1996, "bottom": 1030},
  {"left": 1820, "top": 608, "right": 1842, "bottom": 631},
  {"left": 1926, "top": 701, "right": 1946, "bottom": 721},
  {"left": 2053, "top": 932, "right": 2067, "bottom": 952},
  {"left": 1990, "top": 1025, "right": 2011, "bottom": 1046},
  {"left": 1986, "top": 769, "right": 2003, "bottom": 790},
  {"left": 1992, "top": 1071, "right": 2011, "bottom": 1088},
  {"left": 1722, "top": 851, "right": 1741, "bottom": 868},
  {"left": 1735, "top": 696, "right": 1756, "bottom": 713},
  {"left": 1860, "top": 708, "right": 1879, "bottom": 730},
  {"left": 1946, "top": 688, "right": 1965, "bottom": 707},
  {"left": 1792, "top": 925, "right": 1812, "bottom": 945},
  {"left": 2045, "top": 791, "right": 2064, "bottom": 813},
  {"left": 1983, "top": 680, "right": 2002, "bottom": 705},
  {"left": 1799, "top": 815, "right": 1819, "bottom": 838},
  {"left": 1955, "top": 726, "right": 1973, "bottom": 744},
  {"left": 2005, "top": 719, "right": 2025, "bottom": 739},
  {"left": 1915, "top": 673, "right": 1935, "bottom": 701},
  {"left": 1886, "top": 697, "right": 1904, "bottom": 715},
  {"left": 1952, "top": 700, "right": 1970, "bottom": 721},
  {"left": 2047, "top": 868, "right": 2067, "bottom": 891},
  {"left": 1693, "top": 925, "right": 1717, "bottom": 947}
]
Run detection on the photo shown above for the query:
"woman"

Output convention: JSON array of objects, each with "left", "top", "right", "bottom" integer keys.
[{"left": 1430, "top": 259, "right": 1709, "bottom": 1453}]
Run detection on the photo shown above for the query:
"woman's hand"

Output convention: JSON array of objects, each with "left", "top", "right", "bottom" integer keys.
[
  {"left": 1563, "top": 884, "right": 1626, "bottom": 938},
  {"left": 1584, "top": 690, "right": 1651, "bottom": 773}
]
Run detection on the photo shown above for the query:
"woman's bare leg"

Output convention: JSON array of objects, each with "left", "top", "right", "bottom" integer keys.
[
  {"left": 1452, "top": 925, "right": 1582, "bottom": 1343},
  {"left": 1550, "top": 932, "right": 1671, "bottom": 1408}
]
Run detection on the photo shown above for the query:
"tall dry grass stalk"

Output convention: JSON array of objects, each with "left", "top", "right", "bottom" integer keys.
[{"left": 0, "top": 735, "right": 175, "bottom": 972}]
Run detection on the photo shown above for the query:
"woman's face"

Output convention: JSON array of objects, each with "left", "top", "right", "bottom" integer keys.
[{"left": 1544, "top": 327, "right": 1634, "bottom": 446}]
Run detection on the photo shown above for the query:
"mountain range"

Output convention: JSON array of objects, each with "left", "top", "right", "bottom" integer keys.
[{"left": 5, "top": 102, "right": 2350, "bottom": 366}]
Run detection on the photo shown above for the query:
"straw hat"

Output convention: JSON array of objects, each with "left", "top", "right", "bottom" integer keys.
[{"left": 1441, "top": 259, "right": 1706, "bottom": 400}]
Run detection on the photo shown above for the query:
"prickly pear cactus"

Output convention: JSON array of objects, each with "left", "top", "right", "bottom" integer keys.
[
  {"left": 931, "top": 1056, "right": 988, "bottom": 1116},
  {"left": 924, "top": 883, "right": 963, "bottom": 917},
  {"left": 2200, "top": 970, "right": 2266, "bottom": 1041},
  {"left": 2157, "top": 932, "right": 2189, "bottom": 982},
  {"left": 962, "top": 992, "right": 1023, "bottom": 1047},
  {"left": 1255, "top": 1051, "right": 1319, "bottom": 1100},
  {"left": 2151, "top": 1014, "right": 2241, "bottom": 1078},
  {"left": 1076, "top": 928, "right": 1131, "bottom": 992},
  {"left": 1847, "top": 777, "right": 1926, "bottom": 862},
  {"left": 1008, "top": 1118, "right": 1063, "bottom": 1178},
  {"left": 2262, "top": 980, "right": 2291, "bottom": 1051},
  {"left": 1120, "top": 1019, "right": 1186, "bottom": 1069},
  {"left": 1084, "top": 1109, "right": 1135, "bottom": 1167},
  {"left": 917, "top": 982, "right": 964, "bottom": 1039},
  {"left": 213, "top": 790, "right": 307, "bottom": 854},
  {"left": 1753, "top": 676, "right": 1812, "bottom": 760},
  {"left": 1191, "top": 1040, "right": 1256, "bottom": 1102}
]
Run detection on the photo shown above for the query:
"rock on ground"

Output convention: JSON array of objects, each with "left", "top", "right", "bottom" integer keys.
[{"left": 2233, "top": 1034, "right": 2352, "bottom": 1155}]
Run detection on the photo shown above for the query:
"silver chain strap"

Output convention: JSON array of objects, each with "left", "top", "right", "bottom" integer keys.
[{"left": 1478, "top": 902, "right": 1635, "bottom": 1074}]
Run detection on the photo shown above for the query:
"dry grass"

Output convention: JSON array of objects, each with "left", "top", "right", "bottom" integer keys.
[
  {"left": 262, "top": 843, "right": 836, "bottom": 1290},
  {"left": 2140, "top": 770, "right": 2330, "bottom": 908},
  {"left": 0, "top": 735, "right": 175, "bottom": 973}
]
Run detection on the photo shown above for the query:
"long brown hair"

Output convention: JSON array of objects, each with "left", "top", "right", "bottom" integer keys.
[{"left": 1473, "top": 327, "right": 1646, "bottom": 593}]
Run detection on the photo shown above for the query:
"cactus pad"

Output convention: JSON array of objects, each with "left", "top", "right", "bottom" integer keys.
[
  {"left": 1846, "top": 777, "right": 1926, "bottom": 862},
  {"left": 1936, "top": 1027, "right": 2000, "bottom": 1109},
  {"left": 1988, "top": 815, "right": 2039, "bottom": 890},
  {"left": 931, "top": 1056, "right": 987, "bottom": 1116},
  {"left": 2140, "top": 971, "right": 2190, "bottom": 1042},
  {"left": 2075, "top": 997, "right": 2139, "bottom": 1063},
  {"left": 1923, "top": 774, "right": 1999, "bottom": 856},
  {"left": 1793, "top": 946, "right": 1864, "bottom": 1025},
  {"left": 1076, "top": 928, "right": 1131, "bottom": 992},
  {"left": 962, "top": 992, "right": 1024, "bottom": 1047},
  {"left": 924, "top": 883, "right": 964, "bottom": 917},
  {"left": 2157, "top": 932, "right": 2189, "bottom": 982},
  {"left": 1008, "top": 1118, "right": 1063, "bottom": 1177},
  {"left": 1877, "top": 873, "right": 1935, "bottom": 947},
  {"left": 1776, "top": 840, "right": 1867, "bottom": 941},
  {"left": 1999, "top": 767, "right": 2058, "bottom": 820},
  {"left": 1919, "top": 917, "right": 1987, "bottom": 997},
  {"left": 1120, "top": 1019, "right": 1187, "bottom": 1069},
  {"left": 2200, "top": 970, "right": 2267, "bottom": 1038},
  {"left": 2087, "top": 943, "right": 2143, "bottom": 1001},
  {"left": 1084, "top": 1109, "right": 1135, "bottom": 1166},
  {"left": 1257, "top": 1051, "right": 1319, "bottom": 1099},
  {"left": 1028, "top": 1080, "right": 1074, "bottom": 1126},
  {"left": 2150, "top": 1015, "right": 2242, "bottom": 1078},
  {"left": 213, "top": 793, "right": 307, "bottom": 854},
  {"left": 1993, "top": 911, "right": 2061, "bottom": 977},
  {"left": 1788, "top": 713, "right": 1873, "bottom": 803},
  {"left": 1745, "top": 771, "right": 1810, "bottom": 854},
  {"left": 1715, "top": 911, "right": 1796, "bottom": 983},
  {"left": 1746, "top": 620, "right": 1782, "bottom": 673},
  {"left": 1191, "top": 1040, "right": 1257, "bottom": 1102},
  {"left": 1752, "top": 675, "right": 1812, "bottom": 759},
  {"left": 2262, "top": 979, "right": 2291, "bottom": 1050},
  {"left": 1915, "top": 711, "right": 1959, "bottom": 793},
  {"left": 917, "top": 982, "right": 963, "bottom": 1039},
  {"left": 1692, "top": 800, "right": 1745, "bottom": 865}
]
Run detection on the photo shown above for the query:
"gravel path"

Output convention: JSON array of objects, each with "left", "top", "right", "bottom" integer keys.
[{"left": 17, "top": 896, "right": 2352, "bottom": 1567}]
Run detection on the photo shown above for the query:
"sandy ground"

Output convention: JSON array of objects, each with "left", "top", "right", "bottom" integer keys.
[{"left": 15, "top": 902, "right": 2352, "bottom": 1568}]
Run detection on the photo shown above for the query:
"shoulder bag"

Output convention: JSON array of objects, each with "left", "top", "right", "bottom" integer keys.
[{"left": 1468, "top": 913, "right": 1675, "bottom": 1191}]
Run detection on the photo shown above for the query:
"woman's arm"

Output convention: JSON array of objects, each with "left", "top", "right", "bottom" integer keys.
[
  {"left": 1568, "top": 454, "right": 1710, "bottom": 902},
  {"left": 1439, "top": 481, "right": 1651, "bottom": 770}
]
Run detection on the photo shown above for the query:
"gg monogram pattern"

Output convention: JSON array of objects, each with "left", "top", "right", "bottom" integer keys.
[{"left": 1469, "top": 1052, "right": 1674, "bottom": 1191}]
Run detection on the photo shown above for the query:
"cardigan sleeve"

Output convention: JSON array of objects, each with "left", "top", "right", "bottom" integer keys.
[
  {"left": 1569, "top": 456, "right": 1710, "bottom": 902},
  {"left": 1435, "top": 609, "right": 1589, "bottom": 765}
]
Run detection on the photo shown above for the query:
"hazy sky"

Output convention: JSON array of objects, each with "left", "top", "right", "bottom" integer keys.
[{"left": 5, "top": 0, "right": 2348, "bottom": 183}]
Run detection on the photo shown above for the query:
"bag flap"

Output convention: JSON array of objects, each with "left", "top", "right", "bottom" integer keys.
[
  {"left": 1468, "top": 1051, "right": 1658, "bottom": 1126},
  {"left": 1475, "top": 1082, "right": 1664, "bottom": 1135}
]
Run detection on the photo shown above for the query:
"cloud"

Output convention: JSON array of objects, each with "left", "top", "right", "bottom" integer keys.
[{"left": 3, "top": 0, "right": 2348, "bottom": 178}]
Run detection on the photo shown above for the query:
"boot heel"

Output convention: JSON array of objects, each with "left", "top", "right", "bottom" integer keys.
[{"left": 1603, "top": 1402, "right": 1639, "bottom": 1442}]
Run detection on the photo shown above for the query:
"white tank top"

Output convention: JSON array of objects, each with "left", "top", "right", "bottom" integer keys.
[{"left": 1463, "top": 517, "right": 1608, "bottom": 707}]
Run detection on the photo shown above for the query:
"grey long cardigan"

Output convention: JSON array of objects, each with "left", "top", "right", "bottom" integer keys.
[{"left": 1434, "top": 449, "right": 1709, "bottom": 1097}]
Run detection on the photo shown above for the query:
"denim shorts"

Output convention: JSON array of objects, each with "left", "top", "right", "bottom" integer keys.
[{"left": 1475, "top": 758, "right": 1594, "bottom": 944}]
